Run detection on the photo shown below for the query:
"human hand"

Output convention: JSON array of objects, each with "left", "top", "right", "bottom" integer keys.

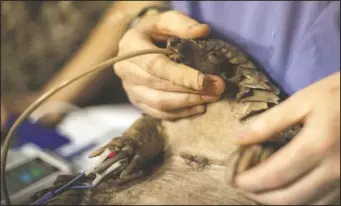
[
  {"left": 233, "top": 71, "right": 340, "bottom": 205},
  {"left": 114, "top": 10, "right": 225, "bottom": 120}
]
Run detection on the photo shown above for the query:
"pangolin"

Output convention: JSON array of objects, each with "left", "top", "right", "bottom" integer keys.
[{"left": 32, "top": 37, "right": 303, "bottom": 205}]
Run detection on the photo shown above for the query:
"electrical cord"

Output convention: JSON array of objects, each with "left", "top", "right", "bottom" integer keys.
[
  {"left": 31, "top": 149, "right": 122, "bottom": 204},
  {"left": 1, "top": 48, "right": 174, "bottom": 205},
  {"left": 30, "top": 173, "right": 86, "bottom": 205}
]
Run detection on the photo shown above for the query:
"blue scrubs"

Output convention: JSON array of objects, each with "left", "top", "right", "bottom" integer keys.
[{"left": 171, "top": 1, "right": 340, "bottom": 95}]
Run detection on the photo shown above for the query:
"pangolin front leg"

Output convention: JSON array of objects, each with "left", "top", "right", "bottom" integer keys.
[
  {"left": 88, "top": 114, "right": 165, "bottom": 185},
  {"left": 228, "top": 124, "right": 302, "bottom": 185}
]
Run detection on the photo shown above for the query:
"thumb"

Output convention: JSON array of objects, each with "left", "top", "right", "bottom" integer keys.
[
  {"left": 154, "top": 11, "right": 210, "bottom": 39},
  {"left": 233, "top": 94, "right": 309, "bottom": 145}
]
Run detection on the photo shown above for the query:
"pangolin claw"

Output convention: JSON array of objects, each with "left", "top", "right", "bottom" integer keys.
[
  {"left": 88, "top": 115, "right": 164, "bottom": 185},
  {"left": 240, "top": 90, "right": 280, "bottom": 104},
  {"left": 228, "top": 143, "right": 278, "bottom": 186}
]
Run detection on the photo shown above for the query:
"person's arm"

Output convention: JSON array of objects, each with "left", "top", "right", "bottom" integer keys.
[
  {"left": 39, "top": 1, "right": 164, "bottom": 105},
  {"left": 0, "top": 1, "right": 165, "bottom": 130},
  {"left": 1, "top": 100, "right": 7, "bottom": 129}
]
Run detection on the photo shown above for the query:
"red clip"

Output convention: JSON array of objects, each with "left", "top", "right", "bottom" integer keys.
[{"left": 108, "top": 151, "right": 117, "bottom": 158}]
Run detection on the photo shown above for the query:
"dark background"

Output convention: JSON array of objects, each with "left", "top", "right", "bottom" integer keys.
[{"left": 1, "top": 1, "right": 129, "bottom": 106}]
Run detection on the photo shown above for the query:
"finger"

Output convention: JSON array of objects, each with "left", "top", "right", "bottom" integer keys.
[
  {"left": 115, "top": 61, "right": 225, "bottom": 95},
  {"left": 234, "top": 117, "right": 327, "bottom": 192},
  {"left": 119, "top": 29, "right": 207, "bottom": 91},
  {"left": 233, "top": 92, "right": 310, "bottom": 145},
  {"left": 311, "top": 187, "right": 340, "bottom": 205},
  {"left": 116, "top": 60, "right": 196, "bottom": 93},
  {"left": 150, "top": 33, "right": 173, "bottom": 42},
  {"left": 309, "top": 153, "right": 340, "bottom": 205},
  {"left": 154, "top": 11, "right": 210, "bottom": 38},
  {"left": 203, "top": 74, "right": 226, "bottom": 95},
  {"left": 131, "top": 98, "right": 206, "bottom": 120},
  {"left": 242, "top": 160, "right": 339, "bottom": 205},
  {"left": 147, "top": 54, "right": 207, "bottom": 91},
  {"left": 124, "top": 82, "right": 220, "bottom": 111}
]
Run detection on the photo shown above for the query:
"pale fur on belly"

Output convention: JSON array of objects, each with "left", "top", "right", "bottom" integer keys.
[
  {"left": 105, "top": 156, "right": 256, "bottom": 205},
  {"left": 89, "top": 99, "right": 258, "bottom": 205},
  {"left": 163, "top": 98, "right": 253, "bottom": 164}
]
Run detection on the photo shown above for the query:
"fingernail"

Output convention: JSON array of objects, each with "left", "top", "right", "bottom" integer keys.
[
  {"left": 211, "top": 80, "right": 225, "bottom": 94},
  {"left": 203, "top": 75, "right": 225, "bottom": 95}
]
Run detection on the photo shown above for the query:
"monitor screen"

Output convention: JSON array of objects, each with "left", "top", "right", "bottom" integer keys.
[{"left": 2, "top": 157, "right": 59, "bottom": 197}]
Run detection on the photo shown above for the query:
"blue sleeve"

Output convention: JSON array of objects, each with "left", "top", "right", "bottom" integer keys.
[{"left": 284, "top": 1, "right": 340, "bottom": 95}]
